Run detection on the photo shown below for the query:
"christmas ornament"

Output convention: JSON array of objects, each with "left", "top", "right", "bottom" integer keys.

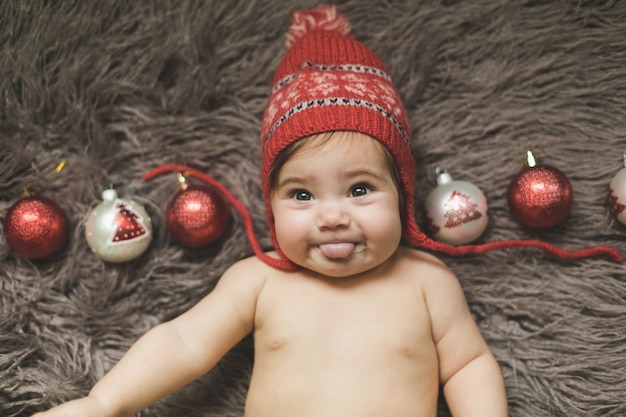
[
  {"left": 507, "top": 149, "right": 573, "bottom": 229},
  {"left": 608, "top": 152, "right": 626, "bottom": 225},
  {"left": 3, "top": 196, "right": 69, "bottom": 259},
  {"left": 166, "top": 173, "right": 230, "bottom": 248},
  {"left": 85, "top": 188, "right": 152, "bottom": 262},
  {"left": 423, "top": 168, "right": 489, "bottom": 245},
  {"left": 2, "top": 161, "right": 69, "bottom": 259}
]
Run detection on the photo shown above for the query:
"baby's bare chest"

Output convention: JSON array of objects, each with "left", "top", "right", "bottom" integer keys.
[{"left": 255, "top": 275, "right": 435, "bottom": 361}]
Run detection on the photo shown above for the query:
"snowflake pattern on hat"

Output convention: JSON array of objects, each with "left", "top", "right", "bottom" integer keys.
[{"left": 263, "top": 63, "right": 405, "bottom": 147}]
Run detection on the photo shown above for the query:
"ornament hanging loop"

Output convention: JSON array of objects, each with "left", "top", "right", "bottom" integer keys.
[{"left": 21, "top": 160, "right": 67, "bottom": 197}]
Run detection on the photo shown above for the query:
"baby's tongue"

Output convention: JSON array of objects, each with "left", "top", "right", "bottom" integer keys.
[{"left": 318, "top": 243, "right": 355, "bottom": 259}]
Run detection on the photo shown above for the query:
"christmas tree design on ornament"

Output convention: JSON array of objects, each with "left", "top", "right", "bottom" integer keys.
[
  {"left": 111, "top": 202, "right": 148, "bottom": 243},
  {"left": 443, "top": 191, "right": 483, "bottom": 228}
]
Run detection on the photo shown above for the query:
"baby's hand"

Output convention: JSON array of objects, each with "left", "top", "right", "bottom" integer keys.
[{"left": 32, "top": 396, "right": 110, "bottom": 417}]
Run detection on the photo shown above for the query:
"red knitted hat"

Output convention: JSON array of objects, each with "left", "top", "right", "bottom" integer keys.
[
  {"left": 260, "top": 5, "right": 419, "bottom": 267},
  {"left": 145, "top": 6, "right": 621, "bottom": 269}
]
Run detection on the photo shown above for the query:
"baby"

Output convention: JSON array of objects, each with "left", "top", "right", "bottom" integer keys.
[{"left": 34, "top": 5, "right": 513, "bottom": 417}]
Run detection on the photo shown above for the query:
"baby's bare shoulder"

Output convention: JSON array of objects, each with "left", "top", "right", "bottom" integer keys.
[
  {"left": 219, "top": 252, "right": 298, "bottom": 292},
  {"left": 395, "top": 247, "right": 453, "bottom": 275},
  {"left": 227, "top": 254, "right": 273, "bottom": 274},
  {"left": 215, "top": 255, "right": 274, "bottom": 295},
  {"left": 394, "top": 247, "right": 461, "bottom": 293}
]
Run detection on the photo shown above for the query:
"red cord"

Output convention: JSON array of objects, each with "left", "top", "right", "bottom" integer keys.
[{"left": 414, "top": 234, "right": 623, "bottom": 263}]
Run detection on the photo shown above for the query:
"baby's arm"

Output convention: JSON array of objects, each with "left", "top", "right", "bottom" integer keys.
[
  {"left": 32, "top": 258, "right": 264, "bottom": 417},
  {"left": 423, "top": 258, "right": 508, "bottom": 417}
]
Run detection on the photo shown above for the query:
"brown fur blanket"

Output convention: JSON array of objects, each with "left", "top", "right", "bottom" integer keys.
[{"left": 1, "top": 1, "right": 625, "bottom": 416}]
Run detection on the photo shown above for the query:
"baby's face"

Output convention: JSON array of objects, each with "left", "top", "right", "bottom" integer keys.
[{"left": 270, "top": 132, "right": 402, "bottom": 278}]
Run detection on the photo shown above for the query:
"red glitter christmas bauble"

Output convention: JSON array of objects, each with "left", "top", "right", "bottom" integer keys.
[
  {"left": 166, "top": 184, "right": 230, "bottom": 248},
  {"left": 507, "top": 164, "right": 573, "bottom": 229},
  {"left": 3, "top": 196, "right": 69, "bottom": 259}
]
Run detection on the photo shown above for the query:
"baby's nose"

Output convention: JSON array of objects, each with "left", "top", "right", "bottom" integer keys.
[{"left": 317, "top": 202, "right": 350, "bottom": 229}]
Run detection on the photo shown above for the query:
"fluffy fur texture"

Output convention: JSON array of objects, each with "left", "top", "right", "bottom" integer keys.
[{"left": 1, "top": 1, "right": 625, "bottom": 416}]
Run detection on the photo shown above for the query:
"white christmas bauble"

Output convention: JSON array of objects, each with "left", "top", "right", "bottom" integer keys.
[
  {"left": 609, "top": 166, "right": 626, "bottom": 225},
  {"left": 423, "top": 169, "right": 489, "bottom": 245},
  {"left": 85, "top": 189, "right": 153, "bottom": 262}
]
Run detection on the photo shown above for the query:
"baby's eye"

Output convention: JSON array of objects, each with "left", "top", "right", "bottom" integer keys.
[
  {"left": 292, "top": 190, "right": 313, "bottom": 201},
  {"left": 350, "top": 184, "right": 370, "bottom": 197}
]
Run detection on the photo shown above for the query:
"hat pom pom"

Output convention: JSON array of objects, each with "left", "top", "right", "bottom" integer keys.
[{"left": 285, "top": 5, "right": 352, "bottom": 48}]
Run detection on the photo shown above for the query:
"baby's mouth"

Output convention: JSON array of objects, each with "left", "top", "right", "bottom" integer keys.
[{"left": 318, "top": 242, "right": 357, "bottom": 259}]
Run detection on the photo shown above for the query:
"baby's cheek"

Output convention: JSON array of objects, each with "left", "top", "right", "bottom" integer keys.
[
  {"left": 274, "top": 215, "right": 304, "bottom": 250},
  {"left": 372, "top": 213, "right": 402, "bottom": 247}
]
